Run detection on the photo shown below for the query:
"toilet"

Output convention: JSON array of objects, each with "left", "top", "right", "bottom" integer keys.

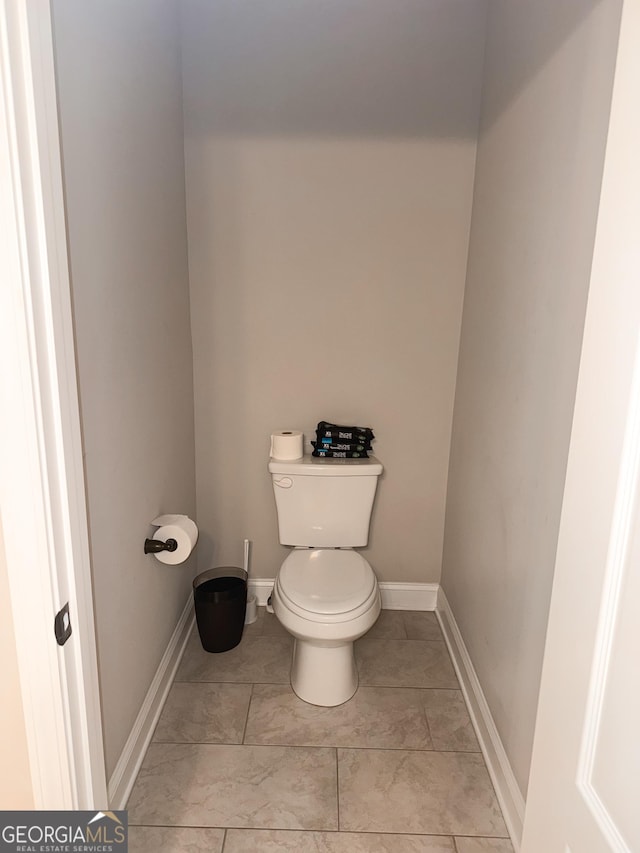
[{"left": 268, "top": 454, "right": 383, "bottom": 706}]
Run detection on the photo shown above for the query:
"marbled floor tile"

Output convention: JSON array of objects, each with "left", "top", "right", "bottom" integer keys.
[
  {"left": 422, "top": 689, "right": 480, "bottom": 752},
  {"left": 244, "top": 684, "right": 432, "bottom": 750},
  {"left": 242, "top": 608, "right": 290, "bottom": 639},
  {"left": 128, "top": 743, "right": 338, "bottom": 830},
  {"left": 338, "top": 748, "right": 507, "bottom": 837},
  {"left": 176, "top": 633, "right": 292, "bottom": 684},
  {"left": 356, "top": 638, "right": 458, "bottom": 688},
  {"left": 362, "top": 609, "right": 407, "bottom": 639},
  {"left": 128, "top": 826, "right": 225, "bottom": 852},
  {"left": 241, "top": 607, "right": 266, "bottom": 637},
  {"left": 224, "top": 828, "right": 456, "bottom": 852},
  {"left": 153, "top": 682, "right": 252, "bottom": 743},
  {"left": 454, "top": 839, "right": 514, "bottom": 853},
  {"left": 261, "top": 609, "right": 290, "bottom": 637},
  {"left": 403, "top": 611, "right": 444, "bottom": 641}
]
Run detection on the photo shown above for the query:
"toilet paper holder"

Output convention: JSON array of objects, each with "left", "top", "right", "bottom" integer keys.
[{"left": 144, "top": 537, "right": 178, "bottom": 554}]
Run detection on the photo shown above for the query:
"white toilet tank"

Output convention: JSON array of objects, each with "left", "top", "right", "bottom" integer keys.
[{"left": 269, "top": 455, "right": 383, "bottom": 547}]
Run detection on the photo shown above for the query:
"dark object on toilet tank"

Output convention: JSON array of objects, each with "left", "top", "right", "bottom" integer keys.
[
  {"left": 314, "top": 421, "right": 375, "bottom": 457},
  {"left": 193, "top": 567, "right": 247, "bottom": 653},
  {"left": 316, "top": 420, "right": 375, "bottom": 443},
  {"left": 311, "top": 442, "right": 369, "bottom": 458},
  {"left": 313, "top": 439, "right": 369, "bottom": 452}
]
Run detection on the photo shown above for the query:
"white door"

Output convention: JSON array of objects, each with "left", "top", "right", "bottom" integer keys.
[{"left": 521, "top": 0, "right": 640, "bottom": 849}]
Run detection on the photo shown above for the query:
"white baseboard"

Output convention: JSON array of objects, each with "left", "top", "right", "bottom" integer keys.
[
  {"left": 249, "top": 578, "right": 437, "bottom": 611},
  {"left": 249, "top": 578, "right": 276, "bottom": 606},
  {"left": 107, "top": 593, "right": 194, "bottom": 809},
  {"left": 437, "top": 588, "right": 525, "bottom": 851},
  {"left": 379, "top": 582, "right": 438, "bottom": 610}
]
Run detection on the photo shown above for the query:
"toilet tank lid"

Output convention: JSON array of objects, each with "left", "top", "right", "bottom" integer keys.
[{"left": 268, "top": 454, "right": 382, "bottom": 476}]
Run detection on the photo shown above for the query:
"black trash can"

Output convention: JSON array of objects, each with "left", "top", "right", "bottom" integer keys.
[{"left": 193, "top": 567, "right": 247, "bottom": 653}]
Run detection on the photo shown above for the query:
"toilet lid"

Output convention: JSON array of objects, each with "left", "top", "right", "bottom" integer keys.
[{"left": 278, "top": 549, "right": 377, "bottom": 615}]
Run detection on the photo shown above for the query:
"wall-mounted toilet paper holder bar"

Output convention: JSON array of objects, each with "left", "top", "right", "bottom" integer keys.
[{"left": 144, "top": 537, "right": 178, "bottom": 554}]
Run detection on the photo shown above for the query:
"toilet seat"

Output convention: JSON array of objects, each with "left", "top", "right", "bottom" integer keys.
[{"left": 276, "top": 549, "right": 377, "bottom": 621}]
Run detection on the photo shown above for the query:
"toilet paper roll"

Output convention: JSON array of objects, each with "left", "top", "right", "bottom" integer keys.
[
  {"left": 270, "top": 430, "right": 304, "bottom": 460},
  {"left": 151, "top": 514, "right": 198, "bottom": 565}
]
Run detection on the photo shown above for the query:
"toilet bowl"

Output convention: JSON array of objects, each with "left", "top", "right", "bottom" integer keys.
[{"left": 272, "top": 548, "right": 381, "bottom": 706}]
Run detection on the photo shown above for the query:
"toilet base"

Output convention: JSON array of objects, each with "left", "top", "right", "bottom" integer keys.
[{"left": 291, "top": 638, "right": 358, "bottom": 706}]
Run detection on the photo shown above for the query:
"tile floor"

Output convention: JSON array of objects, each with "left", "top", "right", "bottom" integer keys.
[{"left": 127, "top": 608, "right": 513, "bottom": 852}]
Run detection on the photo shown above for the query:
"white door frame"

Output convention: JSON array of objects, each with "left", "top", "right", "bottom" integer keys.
[{"left": 0, "top": 0, "right": 106, "bottom": 808}]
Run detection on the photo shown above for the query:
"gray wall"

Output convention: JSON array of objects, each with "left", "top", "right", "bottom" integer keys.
[
  {"left": 52, "top": 0, "right": 196, "bottom": 778},
  {"left": 182, "top": 0, "right": 487, "bottom": 582},
  {"left": 441, "top": 0, "right": 622, "bottom": 796}
]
